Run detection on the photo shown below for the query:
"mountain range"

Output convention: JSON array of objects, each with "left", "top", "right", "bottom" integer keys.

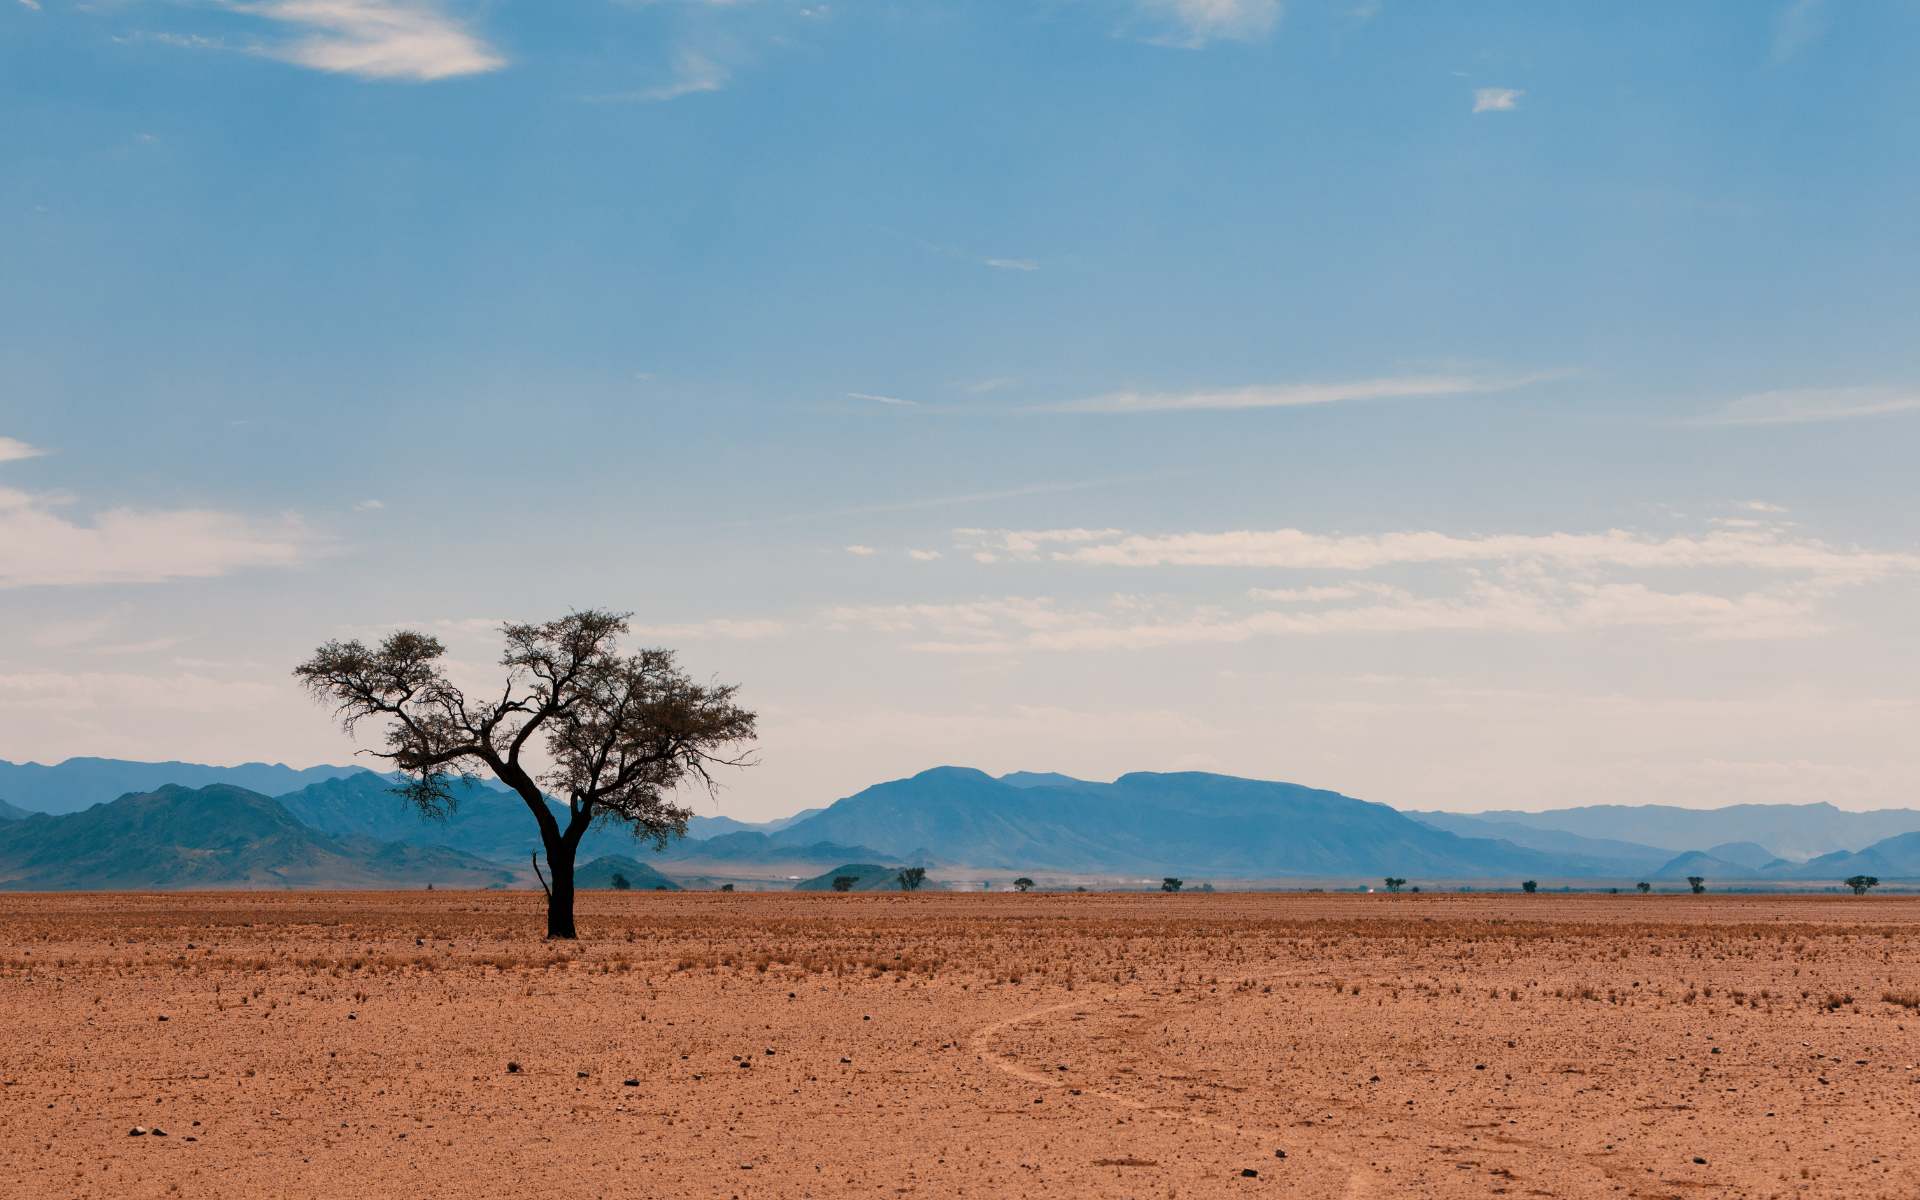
[{"left": 3, "top": 756, "right": 1917, "bottom": 889}]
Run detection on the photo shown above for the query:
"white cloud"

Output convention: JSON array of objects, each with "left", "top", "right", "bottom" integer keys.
[
  {"left": 1046, "top": 372, "right": 1541, "bottom": 414},
  {"left": 961, "top": 524, "right": 1916, "bottom": 580},
  {"left": 1693, "top": 386, "right": 1920, "bottom": 427},
  {"left": 843, "top": 544, "right": 878, "bottom": 557},
  {"left": 352, "top": 498, "right": 385, "bottom": 511},
  {"left": 17, "top": 0, "right": 41, "bottom": 13},
  {"left": 847, "top": 391, "right": 917, "bottom": 407},
  {"left": 0, "top": 485, "right": 315, "bottom": 588},
  {"left": 983, "top": 258, "right": 1038, "bottom": 272},
  {"left": 1133, "top": 0, "right": 1282, "bottom": 47},
  {"left": 1772, "top": 0, "right": 1827, "bottom": 62},
  {"left": 229, "top": 0, "right": 505, "bottom": 82},
  {"left": 594, "top": 48, "right": 730, "bottom": 103},
  {"left": 0, "top": 436, "right": 46, "bottom": 463},
  {"left": 628, "top": 618, "right": 787, "bottom": 641},
  {"left": 1472, "top": 87, "right": 1523, "bottom": 113},
  {"left": 907, "top": 549, "right": 943, "bottom": 562}
]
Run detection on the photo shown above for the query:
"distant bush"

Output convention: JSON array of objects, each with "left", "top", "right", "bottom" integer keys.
[
  {"left": 1161, "top": 877, "right": 1184, "bottom": 893},
  {"left": 1687, "top": 876, "right": 1706, "bottom": 894},
  {"left": 609, "top": 872, "right": 632, "bottom": 891},
  {"left": 719, "top": 883, "right": 735, "bottom": 893},
  {"left": 832, "top": 876, "right": 857, "bottom": 893},
  {"left": 1520, "top": 880, "right": 1538, "bottom": 894},
  {"left": 1012, "top": 877, "right": 1035, "bottom": 893},
  {"left": 1636, "top": 881, "right": 1651, "bottom": 894}
]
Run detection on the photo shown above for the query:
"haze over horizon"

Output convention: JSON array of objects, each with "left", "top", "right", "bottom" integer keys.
[{"left": 5, "top": 0, "right": 1919, "bottom": 820}]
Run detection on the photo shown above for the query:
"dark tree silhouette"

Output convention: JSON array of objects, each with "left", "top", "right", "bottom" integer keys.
[
  {"left": 1012, "top": 877, "right": 1035, "bottom": 893},
  {"left": 1520, "top": 879, "right": 1538, "bottom": 894},
  {"left": 1844, "top": 874, "right": 1880, "bottom": 895},
  {"left": 832, "top": 875, "right": 857, "bottom": 893},
  {"left": 896, "top": 867, "right": 927, "bottom": 891},
  {"left": 1687, "top": 875, "right": 1706, "bottom": 894},
  {"left": 1161, "top": 877, "right": 1184, "bottom": 893},
  {"left": 719, "top": 883, "right": 735, "bottom": 893},
  {"left": 1636, "top": 881, "right": 1652, "bottom": 894},
  {"left": 1383, "top": 877, "right": 1406, "bottom": 893},
  {"left": 295, "top": 610, "right": 755, "bottom": 938},
  {"left": 609, "top": 871, "right": 632, "bottom": 891}
]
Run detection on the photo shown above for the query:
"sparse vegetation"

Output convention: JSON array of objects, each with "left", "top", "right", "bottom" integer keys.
[
  {"left": 1161, "top": 877, "right": 1184, "bottom": 893},
  {"left": 1636, "top": 881, "right": 1651, "bottom": 894},
  {"left": 1521, "top": 880, "right": 1538, "bottom": 894},
  {"left": 1844, "top": 874, "right": 1879, "bottom": 895},
  {"left": 1012, "top": 877, "right": 1035, "bottom": 893},
  {"left": 832, "top": 876, "right": 857, "bottom": 893},
  {"left": 1688, "top": 876, "right": 1706, "bottom": 895},
  {"left": 295, "top": 610, "right": 756, "bottom": 938},
  {"left": 609, "top": 872, "right": 632, "bottom": 891},
  {"left": 1383, "top": 877, "right": 1406, "bottom": 893},
  {"left": 896, "top": 867, "right": 927, "bottom": 892}
]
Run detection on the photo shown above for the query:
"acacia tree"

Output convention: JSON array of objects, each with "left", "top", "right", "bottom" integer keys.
[
  {"left": 1383, "top": 877, "right": 1406, "bottom": 893},
  {"left": 294, "top": 610, "right": 756, "bottom": 938},
  {"left": 1012, "top": 877, "right": 1035, "bottom": 893},
  {"left": 1844, "top": 874, "right": 1880, "bottom": 895},
  {"left": 1687, "top": 875, "right": 1706, "bottom": 895},
  {"left": 1636, "top": 881, "right": 1652, "bottom": 894},
  {"left": 896, "top": 867, "right": 927, "bottom": 891}
]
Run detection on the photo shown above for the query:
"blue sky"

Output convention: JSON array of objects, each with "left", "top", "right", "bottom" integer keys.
[{"left": 3, "top": 0, "right": 1918, "bottom": 817}]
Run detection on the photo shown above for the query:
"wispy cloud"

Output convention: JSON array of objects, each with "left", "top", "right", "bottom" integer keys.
[
  {"left": 227, "top": 0, "right": 505, "bottom": 81},
  {"left": 1132, "top": 0, "right": 1282, "bottom": 48},
  {"left": 907, "top": 548, "right": 943, "bottom": 562},
  {"left": 17, "top": 0, "right": 42, "bottom": 12},
  {"left": 1772, "top": 0, "right": 1827, "bottom": 62},
  {"left": 597, "top": 48, "right": 730, "bottom": 103},
  {"left": 1692, "top": 386, "right": 1920, "bottom": 427},
  {"left": 352, "top": 498, "right": 386, "bottom": 512},
  {"left": 0, "top": 436, "right": 46, "bottom": 463},
  {"left": 629, "top": 617, "right": 786, "bottom": 641},
  {"left": 1472, "top": 87, "right": 1523, "bottom": 113},
  {"left": 1043, "top": 372, "right": 1544, "bottom": 414},
  {"left": 0, "top": 485, "right": 317, "bottom": 588},
  {"left": 844, "top": 544, "right": 878, "bottom": 557},
  {"left": 961, "top": 523, "right": 1917, "bottom": 580},
  {"left": 983, "top": 257, "right": 1038, "bottom": 272},
  {"left": 847, "top": 391, "right": 917, "bottom": 408}
]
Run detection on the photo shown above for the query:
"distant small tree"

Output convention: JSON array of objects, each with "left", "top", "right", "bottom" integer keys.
[
  {"left": 294, "top": 610, "right": 755, "bottom": 939},
  {"left": 609, "top": 871, "right": 632, "bottom": 891},
  {"left": 1012, "top": 877, "right": 1035, "bottom": 893},
  {"left": 1161, "top": 877, "right": 1184, "bottom": 893},
  {"left": 1520, "top": 879, "right": 1538, "bottom": 894},
  {"left": 897, "top": 867, "right": 927, "bottom": 891},
  {"left": 831, "top": 875, "right": 857, "bottom": 893},
  {"left": 1844, "top": 874, "right": 1880, "bottom": 895},
  {"left": 719, "top": 882, "right": 735, "bottom": 893},
  {"left": 1636, "top": 881, "right": 1651, "bottom": 894},
  {"left": 1687, "top": 875, "right": 1706, "bottom": 895},
  {"left": 1383, "top": 877, "right": 1406, "bottom": 893}
]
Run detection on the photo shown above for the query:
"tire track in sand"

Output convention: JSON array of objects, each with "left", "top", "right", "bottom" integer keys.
[{"left": 966, "top": 989, "right": 1379, "bottom": 1198}]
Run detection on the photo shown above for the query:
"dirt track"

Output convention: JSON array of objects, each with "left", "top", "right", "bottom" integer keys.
[{"left": 2, "top": 891, "right": 1916, "bottom": 1198}]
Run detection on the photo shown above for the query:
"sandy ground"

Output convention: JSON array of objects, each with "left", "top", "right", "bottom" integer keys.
[{"left": 2, "top": 892, "right": 1917, "bottom": 1199}]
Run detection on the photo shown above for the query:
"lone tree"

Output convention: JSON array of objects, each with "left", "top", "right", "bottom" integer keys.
[
  {"left": 1687, "top": 875, "right": 1706, "bottom": 895},
  {"left": 897, "top": 867, "right": 927, "bottom": 892},
  {"left": 295, "top": 610, "right": 755, "bottom": 939},
  {"left": 1383, "top": 877, "right": 1406, "bottom": 893},
  {"left": 1636, "top": 881, "right": 1652, "bottom": 894},
  {"left": 1844, "top": 874, "right": 1880, "bottom": 895},
  {"left": 609, "top": 871, "right": 632, "bottom": 891},
  {"left": 1161, "top": 877, "right": 1184, "bottom": 893},
  {"left": 1012, "top": 877, "right": 1035, "bottom": 893},
  {"left": 831, "top": 875, "right": 857, "bottom": 893},
  {"left": 1520, "top": 879, "right": 1538, "bottom": 894}
]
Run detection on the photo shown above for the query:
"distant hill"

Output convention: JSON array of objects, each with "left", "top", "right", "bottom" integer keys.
[
  {"left": 657, "top": 829, "right": 891, "bottom": 866},
  {"left": 0, "top": 798, "right": 31, "bottom": 822},
  {"left": 0, "top": 784, "right": 514, "bottom": 890},
  {"left": 794, "top": 863, "right": 904, "bottom": 892},
  {"left": 1703, "top": 841, "right": 1783, "bottom": 870},
  {"left": 1456, "top": 802, "right": 1920, "bottom": 860},
  {"left": 1650, "top": 850, "right": 1746, "bottom": 881},
  {"left": 769, "top": 767, "right": 1566, "bottom": 879},
  {"left": 1775, "top": 832, "right": 1920, "bottom": 881},
  {"left": 277, "top": 772, "right": 681, "bottom": 864},
  {"left": 575, "top": 855, "right": 681, "bottom": 891},
  {"left": 0, "top": 758, "right": 363, "bottom": 815},
  {"left": 1408, "top": 812, "right": 1670, "bottom": 873}
]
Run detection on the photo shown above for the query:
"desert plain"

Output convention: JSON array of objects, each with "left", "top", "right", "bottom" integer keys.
[{"left": 1, "top": 891, "right": 1916, "bottom": 1199}]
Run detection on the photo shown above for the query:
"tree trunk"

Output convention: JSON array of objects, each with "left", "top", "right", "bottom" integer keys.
[{"left": 544, "top": 837, "right": 577, "bottom": 939}]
